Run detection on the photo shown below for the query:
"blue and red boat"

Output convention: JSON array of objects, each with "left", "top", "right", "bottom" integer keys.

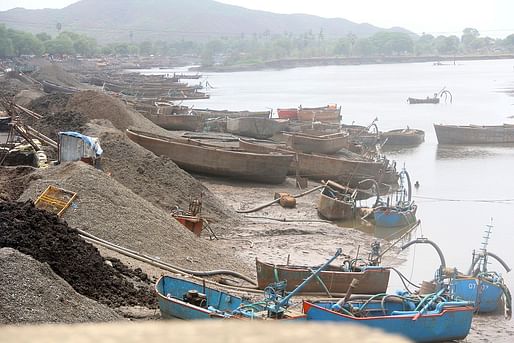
[{"left": 303, "top": 294, "right": 474, "bottom": 342}]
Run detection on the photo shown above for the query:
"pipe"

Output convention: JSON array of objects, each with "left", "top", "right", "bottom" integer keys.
[
  {"left": 236, "top": 184, "right": 324, "bottom": 214},
  {"left": 467, "top": 251, "right": 511, "bottom": 275},
  {"left": 76, "top": 228, "right": 257, "bottom": 286},
  {"left": 401, "top": 237, "right": 446, "bottom": 269}
]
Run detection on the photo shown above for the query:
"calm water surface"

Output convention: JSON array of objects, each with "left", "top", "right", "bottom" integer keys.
[{"left": 156, "top": 60, "right": 514, "bottom": 329}]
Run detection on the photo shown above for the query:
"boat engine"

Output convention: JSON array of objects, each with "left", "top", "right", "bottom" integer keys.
[{"left": 183, "top": 290, "right": 207, "bottom": 308}]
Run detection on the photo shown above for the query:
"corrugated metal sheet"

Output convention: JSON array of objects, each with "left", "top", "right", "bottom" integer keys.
[{"left": 59, "top": 134, "right": 97, "bottom": 162}]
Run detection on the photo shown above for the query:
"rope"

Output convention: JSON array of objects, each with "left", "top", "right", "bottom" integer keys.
[{"left": 413, "top": 195, "right": 514, "bottom": 204}]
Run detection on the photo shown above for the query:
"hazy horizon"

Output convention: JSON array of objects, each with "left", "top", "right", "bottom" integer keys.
[{"left": 0, "top": 0, "right": 512, "bottom": 39}]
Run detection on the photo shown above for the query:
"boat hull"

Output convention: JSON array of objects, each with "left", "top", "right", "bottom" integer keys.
[
  {"left": 226, "top": 117, "right": 283, "bottom": 139},
  {"left": 317, "top": 191, "right": 355, "bottom": 220},
  {"left": 127, "top": 130, "right": 293, "bottom": 184},
  {"left": 303, "top": 301, "right": 474, "bottom": 343},
  {"left": 434, "top": 124, "right": 514, "bottom": 144},
  {"left": 256, "top": 260, "right": 390, "bottom": 294},
  {"left": 146, "top": 114, "right": 204, "bottom": 131},
  {"left": 382, "top": 129, "right": 425, "bottom": 146},
  {"left": 451, "top": 277, "right": 504, "bottom": 313},
  {"left": 285, "top": 132, "right": 349, "bottom": 154},
  {"left": 374, "top": 205, "right": 417, "bottom": 228},
  {"left": 408, "top": 97, "right": 440, "bottom": 104}
]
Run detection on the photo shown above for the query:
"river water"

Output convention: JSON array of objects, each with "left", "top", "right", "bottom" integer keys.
[{"left": 148, "top": 59, "right": 514, "bottom": 339}]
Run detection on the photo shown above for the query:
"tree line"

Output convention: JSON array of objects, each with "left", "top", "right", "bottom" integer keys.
[{"left": 1, "top": 24, "right": 514, "bottom": 66}]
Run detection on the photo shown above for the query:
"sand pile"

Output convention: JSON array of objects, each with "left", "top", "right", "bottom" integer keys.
[
  {"left": 32, "top": 63, "right": 83, "bottom": 88},
  {"left": 0, "top": 248, "right": 121, "bottom": 324},
  {"left": 0, "top": 201, "right": 156, "bottom": 309},
  {"left": 20, "top": 162, "right": 250, "bottom": 274},
  {"left": 85, "top": 121, "right": 236, "bottom": 227},
  {"left": 65, "top": 90, "right": 165, "bottom": 132},
  {"left": 29, "top": 93, "right": 71, "bottom": 115},
  {"left": 0, "top": 166, "right": 39, "bottom": 202}
]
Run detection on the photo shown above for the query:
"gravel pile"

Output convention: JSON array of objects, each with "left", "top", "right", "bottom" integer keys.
[
  {"left": 85, "top": 121, "right": 237, "bottom": 227},
  {"left": 20, "top": 162, "right": 250, "bottom": 274},
  {"left": 0, "top": 201, "right": 157, "bottom": 309},
  {"left": 0, "top": 248, "right": 121, "bottom": 324}
]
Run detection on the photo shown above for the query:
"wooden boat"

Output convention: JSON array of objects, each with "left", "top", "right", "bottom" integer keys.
[
  {"left": 156, "top": 250, "right": 343, "bottom": 320},
  {"left": 239, "top": 139, "right": 387, "bottom": 187},
  {"left": 126, "top": 129, "right": 293, "bottom": 184},
  {"left": 303, "top": 297, "right": 474, "bottom": 342},
  {"left": 382, "top": 128, "right": 425, "bottom": 146},
  {"left": 277, "top": 108, "right": 298, "bottom": 120},
  {"left": 284, "top": 132, "right": 349, "bottom": 154},
  {"left": 41, "top": 80, "right": 79, "bottom": 94},
  {"left": 434, "top": 123, "right": 514, "bottom": 144},
  {"left": 192, "top": 109, "right": 271, "bottom": 119},
  {"left": 145, "top": 114, "right": 204, "bottom": 131},
  {"left": 226, "top": 117, "right": 284, "bottom": 139},
  {"left": 317, "top": 183, "right": 356, "bottom": 220},
  {"left": 256, "top": 260, "right": 389, "bottom": 294},
  {"left": 407, "top": 96, "right": 440, "bottom": 104},
  {"left": 298, "top": 105, "right": 341, "bottom": 123},
  {"left": 172, "top": 73, "right": 202, "bottom": 79}
]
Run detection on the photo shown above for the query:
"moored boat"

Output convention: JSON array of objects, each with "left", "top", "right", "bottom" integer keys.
[
  {"left": 407, "top": 96, "right": 440, "bottom": 104},
  {"left": 126, "top": 129, "right": 294, "bottom": 184},
  {"left": 382, "top": 128, "right": 425, "bottom": 146},
  {"left": 256, "top": 260, "right": 390, "bottom": 294},
  {"left": 317, "top": 183, "right": 356, "bottom": 220},
  {"left": 239, "top": 139, "right": 389, "bottom": 187},
  {"left": 297, "top": 105, "right": 341, "bottom": 123},
  {"left": 41, "top": 80, "right": 79, "bottom": 94},
  {"left": 434, "top": 123, "right": 514, "bottom": 144},
  {"left": 145, "top": 114, "right": 204, "bottom": 131},
  {"left": 303, "top": 297, "right": 474, "bottom": 343},
  {"left": 277, "top": 108, "right": 298, "bottom": 119},
  {"left": 226, "top": 117, "right": 284, "bottom": 139},
  {"left": 284, "top": 132, "right": 350, "bottom": 154},
  {"left": 192, "top": 108, "right": 271, "bottom": 119}
]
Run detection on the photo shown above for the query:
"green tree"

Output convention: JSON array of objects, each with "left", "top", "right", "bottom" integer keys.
[
  {"left": 8, "top": 30, "right": 43, "bottom": 55},
  {"left": 433, "top": 35, "right": 459, "bottom": 55},
  {"left": 36, "top": 32, "right": 52, "bottom": 42},
  {"left": 0, "top": 24, "right": 14, "bottom": 57},
  {"left": 414, "top": 34, "right": 435, "bottom": 55},
  {"left": 461, "top": 28, "right": 480, "bottom": 51}
]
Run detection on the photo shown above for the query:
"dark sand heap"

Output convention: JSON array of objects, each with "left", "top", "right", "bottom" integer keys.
[
  {"left": 19, "top": 162, "right": 250, "bottom": 274},
  {"left": 0, "top": 201, "right": 156, "bottom": 309},
  {"left": 0, "top": 248, "right": 121, "bottom": 324},
  {"left": 0, "top": 166, "right": 39, "bottom": 202}
]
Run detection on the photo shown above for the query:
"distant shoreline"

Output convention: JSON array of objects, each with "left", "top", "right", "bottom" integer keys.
[{"left": 194, "top": 54, "right": 514, "bottom": 73}]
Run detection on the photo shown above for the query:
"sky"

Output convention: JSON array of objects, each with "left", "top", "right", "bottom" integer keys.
[{"left": 0, "top": 0, "right": 512, "bottom": 38}]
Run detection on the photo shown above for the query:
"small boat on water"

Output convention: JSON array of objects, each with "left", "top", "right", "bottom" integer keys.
[
  {"left": 156, "top": 249, "right": 343, "bottom": 320},
  {"left": 434, "top": 123, "right": 514, "bottom": 144},
  {"left": 303, "top": 296, "right": 474, "bottom": 342},
  {"left": 407, "top": 96, "right": 440, "bottom": 104},
  {"left": 126, "top": 129, "right": 294, "bottom": 184},
  {"left": 226, "top": 117, "right": 284, "bottom": 139},
  {"left": 284, "top": 132, "right": 350, "bottom": 154},
  {"left": 238, "top": 139, "right": 389, "bottom": 187},
  {"left": 382, "top": 128, "right": 425, "bottom": 146},
  {"left": 373, "top": 168, "right": 417, "bottom": 228}
]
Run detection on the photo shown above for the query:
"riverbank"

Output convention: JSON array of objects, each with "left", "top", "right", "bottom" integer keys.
[{"left": 195, "top": 54, "right": 514, "bottom": 72}]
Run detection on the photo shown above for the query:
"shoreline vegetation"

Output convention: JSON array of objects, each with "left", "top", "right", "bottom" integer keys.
[{"left": 193, "top": 54, "right": 514, "bottom": 72}]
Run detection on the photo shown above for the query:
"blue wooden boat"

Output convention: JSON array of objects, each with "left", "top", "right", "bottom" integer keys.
[
  {"left": 156, "top": 249, "right": 343, "bottom": 320},
  {"left": 155, "top": 276, "right": 244, "bottom": 319},
  {"left": 450, "top": 275, "right": 506, "bottom": 313},
  {"left": 303, "top": 295, "right": 474, "bottom": 342},
  {"left": 373, "top": 168, "right": 417, "bottom": 228}
]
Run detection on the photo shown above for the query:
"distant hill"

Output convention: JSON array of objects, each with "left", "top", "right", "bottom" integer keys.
[{"left": 0, "top": 0, "right": 413, "bottom": 44}]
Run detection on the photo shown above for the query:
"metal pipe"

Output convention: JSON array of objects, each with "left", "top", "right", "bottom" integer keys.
[
  {"left": 467, "top": 251, "right": 511, "bottom": 275},
  {"left": 401, "top": 237, "right": 446, "bottom": 269}
]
